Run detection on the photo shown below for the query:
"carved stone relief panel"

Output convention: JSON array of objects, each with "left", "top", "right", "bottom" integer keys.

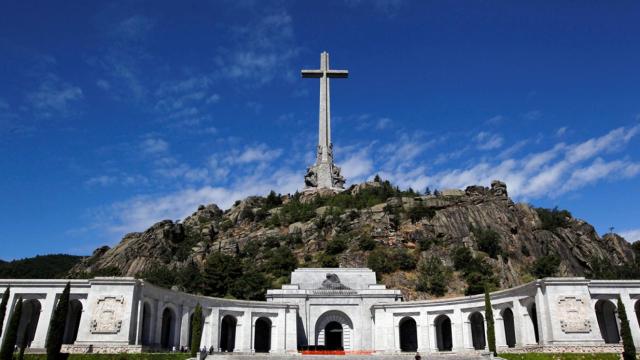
[
  {"left": 557, "top": 296, "right": 591, "bottom": 333},
  {"left": 90, "top": 296, "right": 125, "bottom": 334}
]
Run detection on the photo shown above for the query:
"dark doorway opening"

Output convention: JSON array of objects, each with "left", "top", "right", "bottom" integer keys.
[
  {"left": 160, "top": 308, "right": 176, "bottom": 349},
  {"left": 63, "top": 299, "right": 83, "bottom": 344},
  {"left": 595, "top": 299, "right": 620, "bottom": 344},
  {"left": 254, "top": 317, "right": 272, "bottom": 353},
  {"left": 324, "top": 321, "right": 343, "bottom": 350},
  {"left": 220, "top": 315, "right": 237, "bottom": 352},
  {"left": 399, "top": 317, "right": 418, "bottom": 352},
  {"left": 470, "top": 312, "right": 486, "bottom": 350},
  {"left": 17, "top": 299, "right": 42, "bottom": 348},
  {"left": 502, "top": 308, "right": 516, "bottom": 348},
  {"left": 528, "top": 303, "right": 540, "bottom": 344},
  {"left": 435, "top": 315, "right": 452, "bottom": 351}
]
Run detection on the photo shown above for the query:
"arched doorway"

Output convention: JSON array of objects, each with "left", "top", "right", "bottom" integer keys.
[
  {"left": 141, "top": 302, "right": 152, "bottom": 346},
  {"left": 17, "top": 299, "right": 41, "bottom": 348},
  {"left": 160, "top": 307, "right": 177, "bottom": 349},
  {"left": 528, "top": 303, "right": 539, "bottom": 344},
  {"left": 325, "top": 322, "right": 343, "bottom": 350},
  {"left": 254, "top": 317, "right": 271, "bottom": 353},
  {"left": 435, "top": 314, "right": 452, "bottom": 351},
  {"left": 220, "top": 315, "right": 237, "bottom": 352},
  {"left": 399, "top": 317, "right": 418, "bottom": 352},
  {"left": 63, "top": 300, "right": 83, "bottom": 344},
  {"left": 314, "top": 310, "right": 353, "bottom": 350},
  {"left": 469, "top": 312, "right": 486, "bottom": 350},
  {"left": 595, "top": 299, "right": 620, "bottom": 343},
  {"left": 502, "top": 308, "right": 516, "bottom": 348},
  {"left": 635, "top": 301, "right": 640, "bottom": 329}
]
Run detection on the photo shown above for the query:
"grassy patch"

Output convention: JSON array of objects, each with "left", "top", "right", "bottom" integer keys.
[{"left": 499, "top": 353, "right": 620, "bottom": 360}]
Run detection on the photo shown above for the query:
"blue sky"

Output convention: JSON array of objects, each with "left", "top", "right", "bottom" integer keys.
[{"left": 1, "top": 1, "right": 639, "bottom": 260}]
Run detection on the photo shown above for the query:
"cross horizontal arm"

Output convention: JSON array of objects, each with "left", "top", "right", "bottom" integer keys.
[
  {"left": 326, "top": 70, "right": 349, "bottom": 78},
  {"left": 301, "top": 70, "right": 323, "bottom": 78}
]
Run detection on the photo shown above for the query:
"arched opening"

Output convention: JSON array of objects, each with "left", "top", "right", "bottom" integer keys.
[
  {"left": 315, "top": 310, "right": 353, "bottom": 350},
  {"left": 160, "top": 307, "right": 177, "bottom": 349},
  {"left": 254, "top": 317, "right": 272, "bottom": 353},
  {"left": 528, "top": 303, "right": 539, "bottom": 344},
  {"left": 595, "top": 299, "right": 620, "bottom": 344},
  {"left": 469, "top": 312, "right": 486, "bottom": 350},
  {"left": 63, "top": 299, "right": 82, "bottom": 344},
  {"left": 435, "top": 315, "right": 452, "bottom": 351},
  {"left": 220, "top": 315, "right": 237, "bottom": 352},
  {"left": 17, "top": 299, "right": 41, "bottom": 348},
  {"left": 141, "top": 302, "right": 152, "bottom": 346},
  {"left": 502, "top": 308, "right": 516, "bottom": 348},
  {"left": 399, "top": 317, "right": 418, "bottom": 352},
  {"left": 325, "top": 321, "right": 343, "bottom": 350},
  {"left": 635, "top": 301, "right": 640, "bottom": 329}
]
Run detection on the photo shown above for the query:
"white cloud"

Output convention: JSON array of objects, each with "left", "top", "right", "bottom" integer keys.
[
  {"left": 26, "top": 73, "right": 83, "bottom": 117},
  {"left": 475, "top": 131, "right": 504, "bottom": 150},
  {"left": 140, "top": 137, "right": 169, "bottom": 155},
  {"left": 234, "top": 144, "right": 283, "bottom": 164},
  {"left": 96, "top": 79, "right": 111, "bottom": 90},
  {"left": 556, "top": 126, "right": 568, "bottom": 137},
  {"left": 376, "top": 117, "right": 392, "bottom": 130},
  {"left": 619, "top": 229, "right": 640, "bottom": 243}
]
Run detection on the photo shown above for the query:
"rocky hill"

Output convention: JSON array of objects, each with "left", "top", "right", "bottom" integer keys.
[{"left": 70, "top": 179, "right": 639, "bottom": 300}]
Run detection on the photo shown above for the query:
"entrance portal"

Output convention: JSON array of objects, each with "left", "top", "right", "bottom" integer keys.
[
  {"left": 325, "top": 321, "right": 343, "bottom": 350},
  {"left": 435, "top": 315, "right": 452, "bottom": 351},
  {"left": 399, "top": 317, "right": 418, "bottom": 352}
]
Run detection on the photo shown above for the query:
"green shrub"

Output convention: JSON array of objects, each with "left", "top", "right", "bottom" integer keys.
[
  {"left": 472, "top": 227, "right": 503, "bottom": 259},
  {"left": 264, "top": 190, "right": 283, "bottom": 210},
  {"left": 263, "top": 247, "right": 298, "bottom": 278},
  {"left": 358, "top": 234, "right": 376, "bottom": 251},
  {"left": 0, "top": 297, "right": 22, "bottom": 360},
  {"left": 407, "top": 203, "right": 436, "bottom": 223},
  {"left": 535, "top": 207, "right": 572, "bottom": 231},
  {"left": 392, "top": 248, "right": 417, "bottom": 271},
  {"left": 617, "top": 297, "right": 636, "bottom": 360},
  {"left": 319, "top": 253, "right": 339, "bottom": 267},
  {"left": 46, "top": 282, "right": 70, "bottom": 360},
  {"left": 416, "top": 256, "right": 448, "bottom": 296},
  {"left": 367, "top": 248, "right": 395, "bottom": 274},
  {"left": 485, "top": 288, "right": 496, "bottom": 355},
  {"left": 219, "top": 219, "right": 233, "bottom": 231},
  {"left": 190, "top": 304, "right": 203, "bottom": 357},
  {"left": 531, "top": 255, "right": 561, "bottom": 278},
  {"left": 326, "top": 235, "right": 348, "bottom": 255}
]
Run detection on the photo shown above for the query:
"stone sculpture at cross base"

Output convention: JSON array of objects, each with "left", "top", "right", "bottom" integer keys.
[{"left": 302, "top": 52, "right": 348, "bottom": 193}]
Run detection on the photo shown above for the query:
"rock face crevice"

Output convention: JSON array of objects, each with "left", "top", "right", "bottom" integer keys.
[{"left": 71, "top": 180, "right": 635, "bottom": 299}]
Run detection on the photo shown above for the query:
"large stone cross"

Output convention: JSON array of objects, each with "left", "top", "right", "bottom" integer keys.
[
  {"left": 302, "top": 51, "right": 348, "bottom": 164},
  {"left": 301, "top": 52, "right": 348, "bottom": 191}
]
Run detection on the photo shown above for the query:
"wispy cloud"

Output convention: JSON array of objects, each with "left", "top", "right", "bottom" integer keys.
[
  {"left": 619, "top": 229, "right": 640, "bottom": 243},
  {"left": 26, "top": 73, "right": 83, "bottom": 118},
  {"left": 474, "top": 131, "right": 504, "bottom": 150},
  {"left": 215, "top": 11, "right": 300, "bottom": 86}
]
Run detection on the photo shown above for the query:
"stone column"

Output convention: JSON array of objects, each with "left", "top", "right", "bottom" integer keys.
[
  {"left": 418, "top": 311, "right": 430, "bottom": 353},
  {"left": 179, "top": 305, "right": 190, "bottom": 349},
  {"left": 285, "top": 307, "right": 297, "bottom": 352},
  {"left": 209, "top": 308, "right": 219, "bottom": 352},
  {"left": 0, "top": 290, "right": 16, "bottom": 343},
  {"left": 154, "top": 300, "right": 164, "bottom": 347},
  {"left": 534, "top": 286, "right": 550, "bottom": 344},
  {"left": 239, "top": 312, "right": 251, "bottom": 352},
  {"left": 620, "top": 291, "right": 640, "bottom": 348},
  {"left": 31, "top": 291, "right": 57, "bottom": 348},
  {"left": 452, "top": 309, "right": 464, "bottom": 351},
  {"left": 513, "top": 299, "right": 528, "bottom": 346},
  {"left": 462, "top": 316, "right": 471, "bottom": 350},
  {"left": 135, "top": 299, "right": 144, "bottom": 345},
  {"left": 495, "top": 313, "right": 507, "bottom": 349}
]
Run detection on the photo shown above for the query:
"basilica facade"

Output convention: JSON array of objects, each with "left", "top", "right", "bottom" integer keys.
[{"left": 1, "top": 268, "right": 639, "bottom": 355}]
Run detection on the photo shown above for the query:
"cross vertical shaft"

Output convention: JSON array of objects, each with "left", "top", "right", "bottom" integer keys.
[{"left": 301, "top": 52, "right": 349, "bottom": 190}]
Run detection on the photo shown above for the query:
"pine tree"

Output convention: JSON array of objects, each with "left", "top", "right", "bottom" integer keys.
[
  {"left": 617, "top": 296, "right": 636, "bottom": 360},
  {"left": 190, "top": 304, "right": 203, "bottom": 357},
  {"left": 484, "top": 287, "right": 496, "bottom": 355},
  {"left": 46, "top": 282, "right": 70, "bottom": 360},
  {"left": 0, "top": 287, "right": 9, "bottom": 335},
  {"left": 0, "top": 297, "right": 23, "bottom": 360}
]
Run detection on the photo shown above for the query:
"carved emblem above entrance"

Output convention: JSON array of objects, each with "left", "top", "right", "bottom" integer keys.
[
  {"left": 319, "top": 273, "right": 351, "bottom": 290},
  {"left": 557, "top": 296, "right": 591, "bottom": 333},
  {"left": 90, "top": 296, "right": 125, "bottom": 334}
]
